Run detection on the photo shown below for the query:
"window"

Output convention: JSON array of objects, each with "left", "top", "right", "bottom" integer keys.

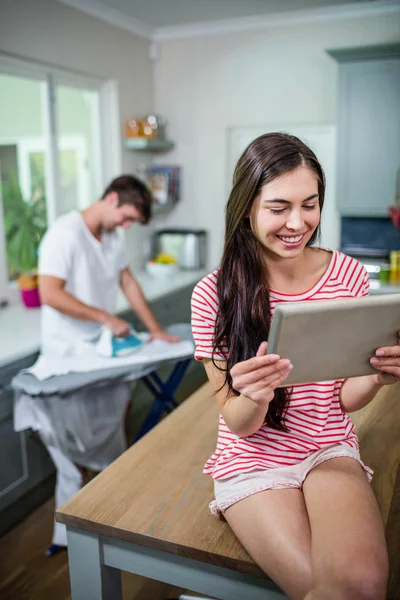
[{"left": 0, "top": 57, "right": 120, "bottom": 304}]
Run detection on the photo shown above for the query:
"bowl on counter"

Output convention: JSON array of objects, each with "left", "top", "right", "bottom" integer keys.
[{"left": 146, "top": 261, "right": 179, "bottom": 280}]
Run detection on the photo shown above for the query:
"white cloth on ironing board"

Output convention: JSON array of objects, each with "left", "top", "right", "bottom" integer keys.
[{"left": 44, "top": 443, "right": 81, "bottom": 546}]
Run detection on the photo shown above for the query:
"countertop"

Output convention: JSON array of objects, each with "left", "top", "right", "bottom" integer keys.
[
  {"left": 369, "top": 279, "right": 400, "bottom": 294},
  {"left": 0, "top": 268, "right": 208, "bottom": 369}
]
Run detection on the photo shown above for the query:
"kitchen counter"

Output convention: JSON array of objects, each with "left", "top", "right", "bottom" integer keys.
[
  {"left": 0, "top": 268, "right": 207, "bottom": 369},
  {"left": 1, "top": 269, "right": 398, "bottom": 369},
  {"left": 370, "top": 279, "right": 400, "bottom": 294}
]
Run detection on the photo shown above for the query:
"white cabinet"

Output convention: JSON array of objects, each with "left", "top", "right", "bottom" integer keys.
[{"left": 330, "top": 46, "right": 400, "bottom": 216}]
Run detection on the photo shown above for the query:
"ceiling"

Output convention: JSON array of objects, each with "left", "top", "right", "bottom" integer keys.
[
  {"left": 54, "top": 0, "right": 398, "bottom": 37},
  {"left": 75, "top": 0, "right": 383, "bottom": 28}
]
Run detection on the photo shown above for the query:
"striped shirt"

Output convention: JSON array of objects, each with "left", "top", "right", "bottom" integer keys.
[{"left": 191, "top": 251, "right": 370, "bottom": 480}]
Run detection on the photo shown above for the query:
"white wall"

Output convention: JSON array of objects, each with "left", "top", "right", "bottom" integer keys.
[
  {"left": 0, "top": 0, "right": 154, "bottom": 271},
  {"left": 154, "top": 13, "right": 400, "bottom": 269}
]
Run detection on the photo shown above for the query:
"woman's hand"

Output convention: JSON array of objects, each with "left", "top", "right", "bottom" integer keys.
[
  {"left": 230, "top": 341, "right": 293, "bottom": 406},
  {"left": 370, "top": 331, "right": 400, "bottom": 385}
]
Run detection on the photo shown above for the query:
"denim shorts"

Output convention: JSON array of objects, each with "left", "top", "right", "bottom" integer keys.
[{"left": 210, "top": 444, "right": 373, "bottom": 516}]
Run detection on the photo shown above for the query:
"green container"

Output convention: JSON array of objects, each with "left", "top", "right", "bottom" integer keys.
[{"left": 379, "top": 266, "right": 390, "bottom": 284}]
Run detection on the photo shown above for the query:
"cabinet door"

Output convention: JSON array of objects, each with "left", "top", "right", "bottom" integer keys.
[
  {"left": 0, "top": 355, "right": 55, "bottom": 535},
  {"left": 337, "top": 58, "right": 400, "bottom": 216},
  {"left": 0, "top": 391, "right": 27, "bottom": 504},
  {"left": 151, "top": 285, "right": 193, "bottom": 327}
]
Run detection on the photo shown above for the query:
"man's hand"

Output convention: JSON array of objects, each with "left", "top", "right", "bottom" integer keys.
[
  {"left": 120, "top": 269, "right": 181, "bottom": 343},
  {"left": 149, "top": 330, "right": 181, "bottom": 343},
  {"left": 102, "top": 314, "right": 131, "bottom": 338}
]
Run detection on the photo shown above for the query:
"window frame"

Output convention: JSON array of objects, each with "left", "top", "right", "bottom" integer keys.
[{"left": 0, "top": 55, "right": 121, "bottom": 305}]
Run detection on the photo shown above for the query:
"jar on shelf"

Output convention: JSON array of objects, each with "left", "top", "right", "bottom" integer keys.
[
  {"left": 145, "top": 114, "right": 167, "bottom": 140},
  {"left": 125, "top": 118, "right": 144, "bottom": 138},
  {"left": 141, "top": 119, "right": 155, "bottom": 139}
]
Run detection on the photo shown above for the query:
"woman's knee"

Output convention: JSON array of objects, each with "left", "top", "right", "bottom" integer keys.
[
  {"left": 267, "top": 553, "right": 313, "bottom": 600},
  {"left": 313, "top": 551, "right": 388, "bottom": 600},
  {"left": 343, "top": 555, "right": 388, "bottom": 600}
]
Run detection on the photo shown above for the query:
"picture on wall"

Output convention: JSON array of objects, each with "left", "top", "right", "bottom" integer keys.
[{"left": 145, "top": 165, "right": 180, "bottom": 212}]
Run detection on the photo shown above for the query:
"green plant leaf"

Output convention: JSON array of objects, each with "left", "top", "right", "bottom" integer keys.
[{"left": 2, "top": 170, "right": 48, "bottom": 274}]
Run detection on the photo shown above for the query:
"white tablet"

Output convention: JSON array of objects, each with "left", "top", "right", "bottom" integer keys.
[{"left": 267, "top": 293, "right": 400, "bottom": 386}]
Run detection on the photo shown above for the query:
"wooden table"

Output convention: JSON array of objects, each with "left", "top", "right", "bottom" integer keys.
[
  {"left": 57, "top": 382, "right": 400, "bottom": 600},
  {"left": 56, "top": 383, "right": 285, "bottom": 600},
  {"left": 351, "top": 383, "right": 400, "bottom": 599}
]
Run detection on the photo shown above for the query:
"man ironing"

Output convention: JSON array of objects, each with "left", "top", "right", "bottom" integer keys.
[
  {"left": 39, "top": 174, "right": 179, "bottom": 354},
  {"left": 34, "top": 174, "right": 179, "bottom": 553}
]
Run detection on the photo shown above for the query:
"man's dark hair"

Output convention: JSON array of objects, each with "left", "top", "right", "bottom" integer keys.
[{"left": 101, "top": 174, "right": 152, "bottom": 224}]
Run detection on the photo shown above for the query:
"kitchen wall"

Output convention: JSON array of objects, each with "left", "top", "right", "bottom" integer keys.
[
  {"left": 0, "top": 0, "right": 153, "bottom": 272},
  {"left": 153, "top": 12, "right": 400, "bottom": 269}
]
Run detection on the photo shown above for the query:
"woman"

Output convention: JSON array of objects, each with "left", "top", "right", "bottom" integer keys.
[{"left": 191, "top": 133, "right": 398, "bottom": 600}]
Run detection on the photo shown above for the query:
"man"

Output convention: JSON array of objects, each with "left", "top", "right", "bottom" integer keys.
[
  {"left": 39, "top": 174, "right": 179, "bottom": 354},
  {"left": 35, "top": 174, "right": 179, "bottom": 552}
]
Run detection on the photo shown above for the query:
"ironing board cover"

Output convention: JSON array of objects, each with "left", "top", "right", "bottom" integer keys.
[{"left": 12, "top": 324, "right": 194, "bottom": 397}]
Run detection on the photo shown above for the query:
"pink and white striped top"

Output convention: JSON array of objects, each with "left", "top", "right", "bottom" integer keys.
[{"left": 191, "top": 251, "right": 370, "bottom": 480}]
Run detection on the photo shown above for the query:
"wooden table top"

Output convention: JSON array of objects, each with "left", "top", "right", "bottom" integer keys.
[
  {"left": 56, "top": 382, "right": 266, "bottom": 578},
  {"left": 56, "top": 381, "right": 400, "bottom": 583}
]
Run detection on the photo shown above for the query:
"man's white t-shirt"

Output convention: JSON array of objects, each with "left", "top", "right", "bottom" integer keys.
[{"left": 39, "top": 211, "right": 128, "bottom": 356}]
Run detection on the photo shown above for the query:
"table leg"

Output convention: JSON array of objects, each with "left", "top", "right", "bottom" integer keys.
[{"left": 67, "top": 527, "right": 122, "bottom": 600}]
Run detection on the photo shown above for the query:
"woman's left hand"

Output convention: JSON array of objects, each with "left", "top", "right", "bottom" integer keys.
[{"left": 370, "top": 331, "right": 400, "bottom": 385}]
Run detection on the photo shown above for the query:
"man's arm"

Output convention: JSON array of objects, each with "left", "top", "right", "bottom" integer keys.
[
  {"left": 120, "top": 268, "right": 180, "bottom": 342},
  {"left": 39, "top": 275, "right": 131, "bottom": 337}
]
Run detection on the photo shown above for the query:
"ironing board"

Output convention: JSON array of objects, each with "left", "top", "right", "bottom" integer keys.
[
  {"left": 12, "top": 324, "right": 195, "bottom": 557},
  {"left": 12, "top": 324, "right": 194, "bottom": 443}
]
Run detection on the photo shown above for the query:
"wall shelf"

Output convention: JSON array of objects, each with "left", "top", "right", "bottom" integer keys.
[{"left": 124, "top": 138, "right": 175, "bottom": 152}]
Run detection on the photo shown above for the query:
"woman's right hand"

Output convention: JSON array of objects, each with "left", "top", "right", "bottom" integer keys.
[{"left": 230, "top": 341, "right": 292, "bottom": 406}]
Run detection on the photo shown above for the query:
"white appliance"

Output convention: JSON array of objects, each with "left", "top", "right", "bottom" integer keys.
[{"left": 153, "top": 229, "right": 207, "bottom": 269}]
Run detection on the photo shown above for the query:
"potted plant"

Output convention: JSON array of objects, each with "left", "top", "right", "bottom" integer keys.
[{"left": 2, "top": 173, "right": 47, "bottom": 308}]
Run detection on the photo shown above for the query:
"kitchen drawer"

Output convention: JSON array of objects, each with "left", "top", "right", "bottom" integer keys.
[
  {"left": 0, "top": 353, "right": 38, "bottom": 387},
  {"left": 0, "top": 352, "right": 38, "bottom": 426},
  {"left": 0, "top": 416, "right": 26, "bottom": 505},
  {"left": 0, "top": 386, "right": 13, "bottom": 422}
]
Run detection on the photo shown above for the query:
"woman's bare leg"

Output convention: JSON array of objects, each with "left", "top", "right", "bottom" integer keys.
[
  {"left": 224, "top": 488, "right": 313, "bottom": 600},
  {"left": 302, "top": 457, "right": 388, "bottom": 600}
]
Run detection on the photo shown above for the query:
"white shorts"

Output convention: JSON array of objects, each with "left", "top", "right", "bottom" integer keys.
[{"left": 210, "top": 444, "right": 373, "bottom": 516}]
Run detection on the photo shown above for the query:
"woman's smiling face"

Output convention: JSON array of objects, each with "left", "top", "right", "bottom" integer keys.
[{"left": 249, "top": 165, "right": 321, "bottom": 260}]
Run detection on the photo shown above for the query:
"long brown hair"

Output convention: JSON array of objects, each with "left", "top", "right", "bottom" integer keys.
[{"left": 213, "top": 132, "right": 325, "bottom": 430}]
